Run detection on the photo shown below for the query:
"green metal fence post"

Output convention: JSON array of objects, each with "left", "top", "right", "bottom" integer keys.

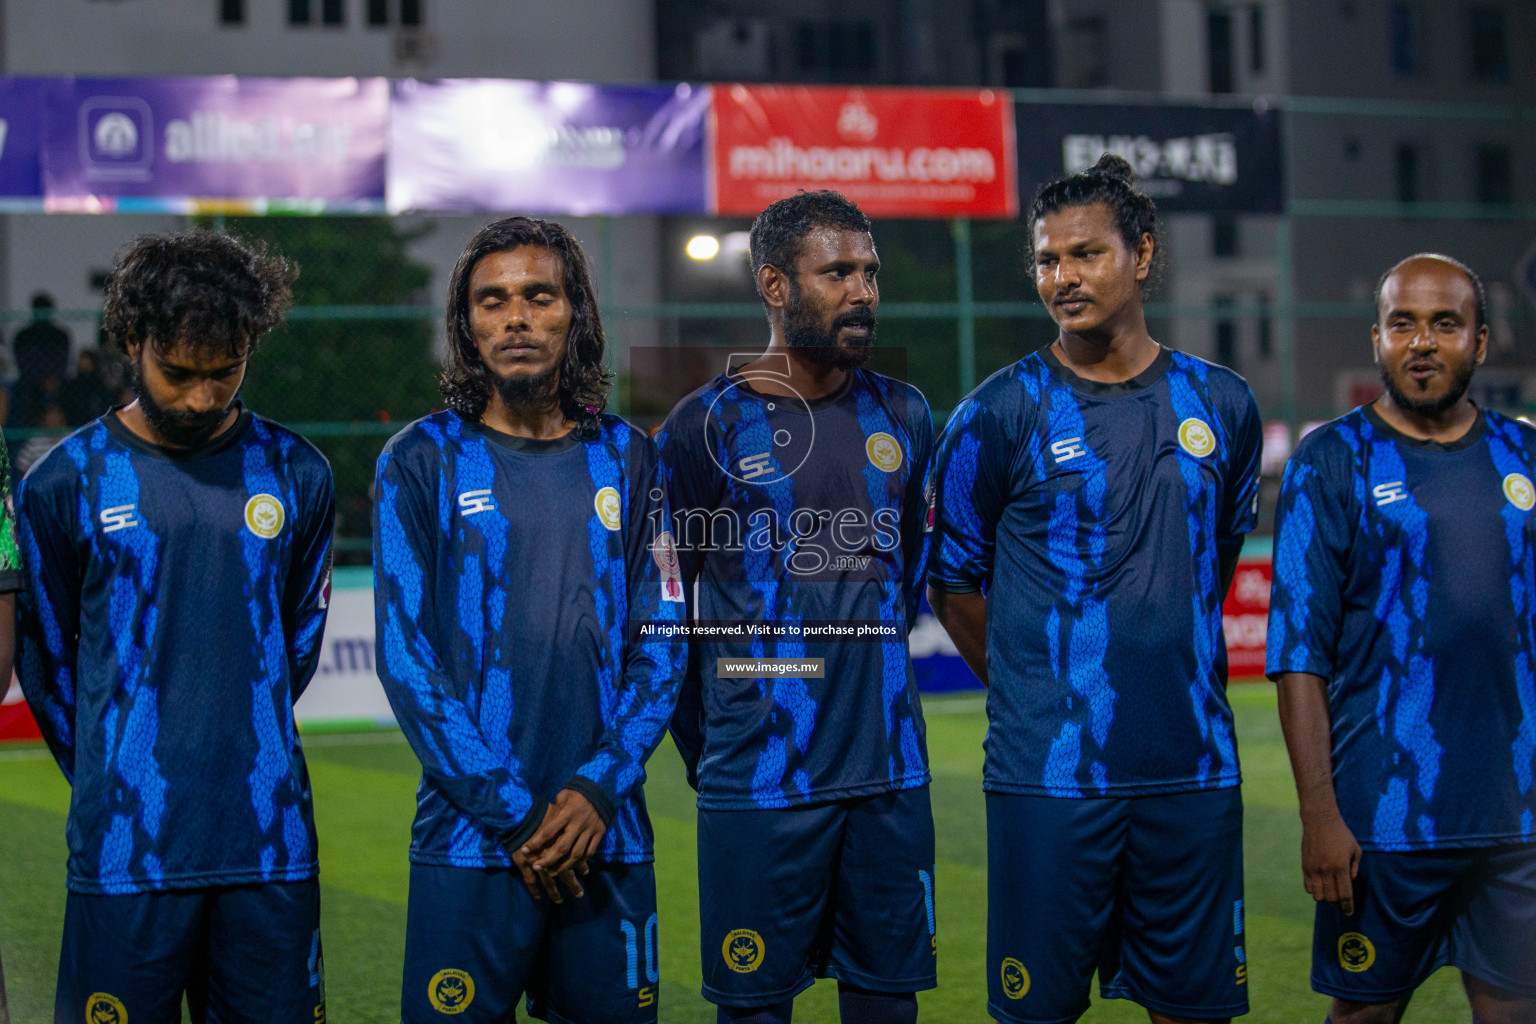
[
  {"left": 953, "top": 217, "right": 976, "bottom": 397},
  {"left": 1276, "top": 215, "right": 1296, "bottom": 432}
]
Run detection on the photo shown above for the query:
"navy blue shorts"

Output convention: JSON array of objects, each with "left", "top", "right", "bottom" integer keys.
[
  {"left": 55, "top": 881, "right": 324, "bottom": 1024},
  {"left": 401, "top": 861, "right": 659, "bottom": 1024},
  {"left": 696, "top": 786, "right": 937, "bottom": 1007},
  {"left": 987, "top": 789, "right": 1248, "bottom": 1024},
  {"left": 1312, "top": 842, "right": 1536, "bottom": 1000}
]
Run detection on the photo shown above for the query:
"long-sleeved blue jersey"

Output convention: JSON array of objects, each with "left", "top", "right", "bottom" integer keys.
[
  {"left": 372, "top": 411, "right": 685, "bottom": 868},
  {"left": 656, "top": 366, "right": 934, "bottom": 810},
  {"left": 1268, "top": 405, "right": 1536, "bottom": 849},
  {"left": 17, "top": 409, "right": 334, "bottom": 895},
  {"left": 930, "top": 346, "right": 1262, "bottom": 798}
]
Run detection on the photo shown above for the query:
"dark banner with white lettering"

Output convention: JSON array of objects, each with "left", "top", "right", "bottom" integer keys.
[{"left": 1015, "top": 102, "right": 1283, "bottom": 213}]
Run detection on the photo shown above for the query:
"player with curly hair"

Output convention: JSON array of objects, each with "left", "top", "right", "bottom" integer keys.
[{"left": 16, "top": 230, "right": 335, "bottom": 1024}]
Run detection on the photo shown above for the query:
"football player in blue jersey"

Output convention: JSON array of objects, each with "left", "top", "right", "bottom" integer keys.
[
  {"left": 1268, "top": 254, "right": 1536, "bottom": 1024},
  {"left": 16, "top": 231, "right": 334, "bottom": 1024},
  {"left": 373, "top": 216, "right": 686, "bottom": 1024},
  {"left": 929, "top": 154, "right": 1262, "bottom": 1024},
  {"left": 657, "top": 191, "right": 936, "bottom": 1024}
]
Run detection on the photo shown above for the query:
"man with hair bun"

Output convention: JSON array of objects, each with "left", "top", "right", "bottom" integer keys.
[
  {"left": 929, "top": 154, "right": 1262, "bottom": 1023},
  {"left": 16, "top": 230, "right": 335, "bottom": 1024},
  {"left": 1268, "top": 253, "right": 1536, "bottom": 1023}
]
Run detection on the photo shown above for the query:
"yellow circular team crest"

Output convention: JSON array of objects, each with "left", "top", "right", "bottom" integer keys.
[
  {"left": 722, "top": 928, "right": 766, "bottom": 973},
  {"left": 1503, "top": 473, "right": 1535, "bottom": 511},
  {"left": 85, "top": 992, "right": 127, "bottom": 1024},
  {"left": 999, "top": 958, "right": 1031, "bottom": 1000},
  {"left": 1338, "top": 932, "right": 1375, "bottom": 974},
  {"left": 594, "top": 486, "right": 622, "bottom": 531},
  {"left": 428, "top": 969, "right": 475, "bottom": 1014},
  {"left": 1177, "top": 418, "right": 1216, "bottom": 458},
  {"left": 244, "top": 493, "right": 285, "bottom": 539},
  {"left": 866, "top": 432, "right": 903, "bottom": 473}
]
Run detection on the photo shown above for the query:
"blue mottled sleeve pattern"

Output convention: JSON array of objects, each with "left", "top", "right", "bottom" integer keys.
[
  {"left": 372, "top": 441, "right": 544, "bottom": 847},
  {"left": 1220, "top": 385, "right": 1264, "bottom": 540},
  {"left": 1266, "top": 435, "right": 1352, "bottom": 680},
  {"left": 656, "top": 396, "right": 715, "bottom": 787},
  {"left": 929, "top": 389, "right": 1016, "bottom": 594},
  {"left": 901, "top": 386, "right": 936, "bottom": 627},
  {"left": 15, "top": 457, "right": 81, "bottom": 782},
  {"left": 570, "top": 430, "right": 687, "bottom": 820},
  {"left": 282, "top": 451, "right": 336, "bottom": 701}
]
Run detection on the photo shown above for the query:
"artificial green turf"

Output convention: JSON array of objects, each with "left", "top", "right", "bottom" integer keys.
[{"left": 0, "top": 686, "right": 1472, "bottom": 1022}]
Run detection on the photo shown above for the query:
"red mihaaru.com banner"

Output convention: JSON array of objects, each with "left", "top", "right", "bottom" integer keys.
[{"left": 709, "top": 85, "right": 1017, "bottom": 219}]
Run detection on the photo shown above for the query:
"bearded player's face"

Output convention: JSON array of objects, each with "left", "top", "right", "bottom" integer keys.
[
  {"left": 780, "top": 226, "right": 880, "bottom": 370},
  {"left": 129, "top": 338, "right": 247, "bottom": 447},
  {"left": 1372, "top": 258, "right": 1487, "bottom": 418},
  {"left": 467, "top": 245, "right": 572, "bottom": 408}
]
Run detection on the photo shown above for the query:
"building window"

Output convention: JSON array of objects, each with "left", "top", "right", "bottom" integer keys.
[
  {"left": 1476, "top": 144, "right": 1512, "bottom": 204},
  {"left": 1468, "top": 7, "right": 1508, "bottom": 83},
  {"left": 1388, "top": 2, "right": 1420, "bottom": 76},
  {"left": 1248, "top": 5, "right": 1266, "bottom": 73},
  {"left": 1215, "top": 296, "right": 1238, "bottom": 370},
  {"left": 1394, "top": 143, "right": 1420, "bottom": 203},
  {"left": 322, "top": 0, "right": 343, "bottom": 25},
  {"left": 401, "top": 0, "right": 421, "bottom": 27},
  {"left": 220, "top": 0, "right": 243, "bottom": 24},
  {"left": 288, "top": 0, "right": 310, "bottom": 25},
  {"left": 368, "top": 0, "right": 387, "bottom": 24},
  {"left": 793, "top": 21, "right": 876, "bottom": 81},
  {"left": 1058, "top": 16, "right": 1107, "bottom": 89},
  {"left": 1257, "top": 294, "right": 1273, "bottom": 360},
  {"left": 1207, "top": 10, "right": 1235, "bottom": 93},
  {"left": 1213, "top": 214, "right": 1239, "bottom": 258}
]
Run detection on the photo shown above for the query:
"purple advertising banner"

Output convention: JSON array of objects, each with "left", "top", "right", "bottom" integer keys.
[
  {"left": 389, "top": 79, "right": 709, "bottom": 215},
  {"left": 43, "top": 77, "right": 388, "bottom": 212},
  {"left": 0, "top": 79, "right": 45, "bottom": 205}
]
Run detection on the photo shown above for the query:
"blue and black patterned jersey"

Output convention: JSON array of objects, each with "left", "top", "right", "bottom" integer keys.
[
  {"left": 656, "top": 366, "right": 934, "bottom": 810},
  {"left": 1267, "top": 405, "right": 1536, "bottom": 849},
  {"left": 16, "top": 408, "right": 335, "bottom": 895},
  {"left": 930, "top": 346, "right": 1262, "bottom": 798},
  {"left": 373, "top": 411, "right": 685, "bottom": 868}
]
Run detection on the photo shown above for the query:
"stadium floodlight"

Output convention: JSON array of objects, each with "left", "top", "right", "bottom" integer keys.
[{"left": 686, "top": 234, "right": 721, "bottom": 260}]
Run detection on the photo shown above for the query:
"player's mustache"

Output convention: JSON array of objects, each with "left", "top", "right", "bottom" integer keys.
[{"left": 833, "top": 308, "right": 877, "bottom": 331}]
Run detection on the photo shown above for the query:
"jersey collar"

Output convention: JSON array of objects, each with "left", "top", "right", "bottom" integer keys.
[
  {"left": 723, "top": 365, "right": 858, "bottom": 412},
  {"left": 104, "top": 402, "right": 253, "bottom": 462},
  {"left": 1039, "top": 343, "right": 1173, "bottom": 397},
  {"left": 1362, "top": 401, "right": 1487, "bottom": 452},
  {"left": 459, "top": 413, "right": 585, "bottom": 453}
]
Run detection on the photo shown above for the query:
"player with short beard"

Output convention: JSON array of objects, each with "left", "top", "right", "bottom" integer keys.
[
  {"left": 373, "top": 216, "right": 686, "bottom": 1024},
  {"left": 1268, "top": 254, "right": 1536, "bottom": 1024},
  {"left": 16, "top": 230, "right": 334, "bottom": 1024},
  {"left": 657, "top": 191, "right": 937, "bottom": 1024}
]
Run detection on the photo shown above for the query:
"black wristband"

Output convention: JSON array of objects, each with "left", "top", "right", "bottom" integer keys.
[
  {"left": 497, "top": 794, "right": 549, "bottom": 853},
  {"left": 562, "top": 776, "right": 616, "bottom": 827}
]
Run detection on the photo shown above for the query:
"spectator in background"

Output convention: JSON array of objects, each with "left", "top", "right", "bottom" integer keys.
[
  {"left": 59, "top": 350, "right": 114, "bottom": 427},
  {"left": 13, "top": 404, "right": 67, "bottom": 478},
  {"left": 11, "top": 292, "right": 71, "bottom": 427}
]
